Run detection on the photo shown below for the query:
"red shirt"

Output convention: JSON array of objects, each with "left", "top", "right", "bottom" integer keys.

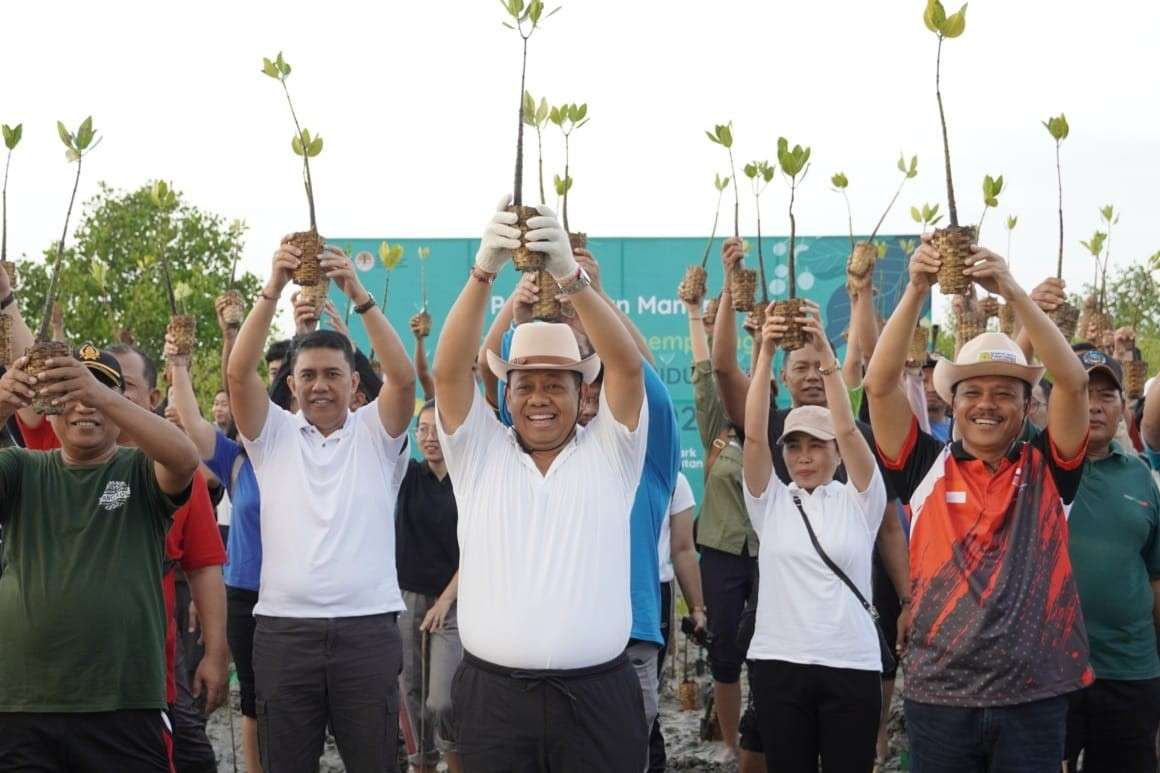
[{"left": 16, "top": 415, "right": 226, "bottom": 704}]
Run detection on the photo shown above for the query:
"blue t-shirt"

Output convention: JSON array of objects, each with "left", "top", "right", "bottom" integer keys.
[
  {"left": 929, "top": 418, "right": 951, "bottom": 444},
  {"left": 497, "top": 329, "right": 679, "bottom": 645},
  {"left": 206, "top": 430, "right": 262, "bottom": 592}
]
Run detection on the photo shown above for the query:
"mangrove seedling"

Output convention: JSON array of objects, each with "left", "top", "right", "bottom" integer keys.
[
  {"left": 549, "top": 102, "right": 589, "bottom": 234},
  {"left": 744, "top": 161, "right": 775, "bottom": 305},
  {"left": 706, "top": 122, "right": 741, "bottom": 239},
  {"left": 831, "top": 172, "right": 853, "bottom": 251},
  {"left": 976, "top": 174, "right": 1004, "bottom": 238},
  {"left": 1, "top": 122, "right": 21, "bottom": 280},
  {"left": 378, "top": 241, "right": 405, "bottom": 308},
  {"left": 523, "top": 91, "right": 551, "bottom": 206},
  {"left": 502, "top": 0, "right": 559, "bottom": 270},
  {"left": 923, "top": 0, "right": 971, "bottom": 294},
  {"left": 1080, "top": 228, "right": 1110, "bottom": 340},
  {"left": 680, "top": 172, "right": 730, "bottom": 305},
  {"left": 149, "top": 180, "right": 181, "bottom": 315},
  {"left": 773, "top": 137, "right": 811, "bottom": 351},
  {"left": 412, "top": 244, "right": 434, "bottom": 338},
  {"left": 1005, "top": 214, "right": 1018, "bottom": 260},
  {"left": 1043, "top": 113, "right": 1069, "bottom": 278},
  {"left": 262, "top": 51, "right": 325, "bottom": 285},
  {"left": 910, "top": 202, "right": 943, "bottom": 233},
  {"left": 838, "top": 153, "right": 918, "bottom": 279}
]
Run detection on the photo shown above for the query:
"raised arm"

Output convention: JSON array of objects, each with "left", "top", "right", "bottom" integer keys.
[
  {"left": 712, "top": 237, "right": 751, "bottom": 426},
  {"left": 412, "top": 327, "right": 434, "bottom": 402},
  {"left": 742, "top": 306, "right": 776, "bottom": 497},
  {"left": 1015, "top": 277, "right": 1068, "bottom": 363},
  {"left": 214, "top": 296, "right": 240, "bottom": 396},
  {"left": 686, "top": 298, "right": 710, "bottom": 366},
  {"left": 434, "top": 201, "right": 520, "bottom": 433},
  {"left": 321, "top": 247, "right": 416, "bottom": 437},
  {"left": 575, "top": 249, "right": 655, "bottom": 367},
  {"left": 865, "top": 236, "right": 936, "bottom": 461},
  {"left": 164, "top": 338, "right": 217, "bottom": 460},
  {"left": 40, "top": 356, "right": 198, "bottom": 494},
  {"left": 527, "top": 210, "right": 642, "bottom": 427},
  {"left": 478, "top": 273, "right": 536, "bottom": 409},
  {"left": 1, "top": 266, "right": 43, "bottom": 432},
  {"left": 843, "top": 275, "right": 877, "bottom": 389},
  {"left": 228, "top": 239, "right": 298, "bottom": 440},
  {"left": 963, "top": 244, "right": 1088, "bottom": 458}
]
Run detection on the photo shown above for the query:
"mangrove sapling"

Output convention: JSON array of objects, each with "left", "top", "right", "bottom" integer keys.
[
  {"left": 411, "top": 246, "right": 432, "bottom": 338},
  {"left": 262, "top": 52, "right": 325, "bottom": 285},
  {"left": 29, "top": 117, "right": 101, "bottom": 414},
  {"left": 1, "top": 123, "right": 21, "bottom": 288},
  {"left": 217, "top": 222, "right": 247, "bottom": 330},
  {"left": 839, "top": 154, "right": 919, "bottom": 280},
  {"left": 680, "top": 173, "right": 730, "bottom": 305},
  {"left": 149, "top": 180, "right": 196, "bottom": 355},
  {"left": 922, "top": 0, "right": 972, "bottom": 294},
  {"left": 744, "top": 161, "right": 775, "bottom": 330},
  {"left": 911, "top": 202, "right": 943, "bottom": 234},
  {"left": 501, "top": 0, "right": 560, "bottom": 271},
  {"left": 1043, "top": 113, "right": 1078, "bottom": 337},
  {"left": 523, "top": 91, "right": 551, "bottom": 206},
  {"left": 549, "top": 101, "right": 589, "bottom": 244},
  {"left": 975, "top": 174, "right": 1004, "bottom": 238},
  {"left": 773, "top": 136, "right": 811, "bottom": 350},
  {"left": 998, "top": 215, "right": 1018, "bottom": 334},
  {"left": 706, "top": 122, "right": 741, "bottom": 239}
]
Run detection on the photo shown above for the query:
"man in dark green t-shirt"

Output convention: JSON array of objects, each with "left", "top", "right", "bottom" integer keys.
[
  {"left": 1066, "top": 349, "right": 1160, "bottom": 773},
  {"left": 0, "top": 345, "right": 199, "bottom": 773}
]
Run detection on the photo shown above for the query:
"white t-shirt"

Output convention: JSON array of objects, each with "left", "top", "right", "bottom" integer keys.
[
  {"left": 742, "top": 465, "right": 886, "bottom": 671},
  {"left": 659, "top": 473, "right": 696, "bottom": 583},
  {"left": 436, "top": 386, "right": 648, "bottom": 670},
  {"left": 242, "top": 400, "right": 409, "bottom": 618},
  {"left": 216, "top": 487, "right": 232, "bottom": 527}
]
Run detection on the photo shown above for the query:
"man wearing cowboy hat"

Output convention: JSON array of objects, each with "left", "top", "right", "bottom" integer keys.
[
  {"left": 433, "top": 199, "right": 648, "bottom": 771},
  {"left": 864, "top": 236, "right": 1093, "bottom": 772}
]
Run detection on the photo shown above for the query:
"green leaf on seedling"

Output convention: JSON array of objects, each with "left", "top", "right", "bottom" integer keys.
[
  {"left": 1100, "top": 204, "right": 1117, "bottom": 224},
  {"left": 56, "top": 121, "right": 73, "bottom": 149},
  {"left": 550, "top": 107, "right": 563, "bottom": 126},
  {"left": 832, "top": 172, "right": 848, "bottom": 189},
  {"left": 379, "top": 241, "right": 405, "bottom": 270},
  {"left": 776, "top": 137, "right": 811, "bottom": 178},
  {"left": 923, "top": 0, "right": 946, "bottom": 33},
  {"left": 529, "top": 0, "right": 543, "bottom": 24},
  {"left": 308, "top": 136, "right": 323, "bottom": 157},
  {"left": 261, "top": 57, "right": 279, "bottom": 78},
  {"left": 291, "top": 134, "right": 305, "bottom": 156},
  {"left": 715, "top": 173, "right": 730, "bottom": 191},
  {"left": 2, "top": 123, "right": 21, "bottom": 150},
  {"left": 875, "top": 241, "right": 889, "bottom": 258},
  {"left": 65, "top": 148, "right": 80, "bottom": 162},
  {"left": 1006, "top": 215, "right": 1018, "bottom": 230},
  {"left": 907, "top": 154, "right": 918, "bottom": 178},
  {"left": 941, "top": 4, "right": 967, "bottom": 37},
  {"left": 1080, "top": 231, "right": 1107, "bottom": 257},
  {"left": 174, "top": 281, "right": 194, "bottom": 304},
  {"left": 899, "top": 238, "right": 918, "bottom": 254},
  {"left": 535, "top": 97, "right": 549, "bottom": 124},
  {"left": 522, "top": 91, "right": 535, "bottom": 121},
  {"left": 1043, "top": 113, "right": 1069, "bottom": 141},
  {"left": 911, "top": 206, "right": 922, "bottom": 223},
  {"left": 744, "top": 163, "right": 757, "bottom": 179},
  {"left": 74, "top": 116, "right": 94, "bottom": 150},
  {"left": 759, "top": 162, "right": 774, "bottom": 183}
]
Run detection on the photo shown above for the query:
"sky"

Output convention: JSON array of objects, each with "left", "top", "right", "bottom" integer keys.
[{"left": 2, "top": 0, "right": 1158, "bottom": 326}]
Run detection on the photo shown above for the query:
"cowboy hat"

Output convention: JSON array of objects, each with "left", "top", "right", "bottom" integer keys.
[
  {"left": 933, "top": 332, "right": 1045, "bottom": 405},
  {"left": 487, "top": 321, "right": 602, "bottom": 385}
]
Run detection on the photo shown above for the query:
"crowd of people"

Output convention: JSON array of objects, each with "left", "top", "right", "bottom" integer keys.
[{"left": 0, "top": 200, "right": 1157, "bottom": 773}]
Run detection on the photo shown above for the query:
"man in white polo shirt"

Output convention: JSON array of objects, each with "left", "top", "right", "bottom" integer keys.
[
  {"left": 433, "top": 199, "right": 649, "bottom": 771},
  {"left": 227, "top": 239, "right": 416, "bottom": 772}
]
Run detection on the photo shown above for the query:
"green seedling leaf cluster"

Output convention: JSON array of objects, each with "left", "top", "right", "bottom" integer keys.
[
  {"left": 149, "top": 179, "right": 182, "bottom": 313},
  {"left": 1043, "top": 114, "right": 1069, "bottom": 141},
  {"left": 925, "top": 0, "right": 967, "bottom": 226},
  {"left": 982, "top": 174, "right": 1004, "bottom": 208},
  {"left": 745, "top": 160, "right": 776, "bottom": 302},
  {"left": 379, "top": 241, "right": 405, "bottom": 270},
  {"left": 501, "top": 0, "right": 559, "bottom": 29},
  {"left": 2, "top": 123, "right": 24, "bottom": 264},
  {"left": 261, "top": 51, "right": 321, "bottom": 231},
  {"left": 911, "top": 202, "right": 943, "bottom": 231},
  {"left": 503, "top": 1, "right": 561, "bottom": 208},
  {"left": 777, "top": 138, "right": 811, "bottom": 179},
  {"left": 291, "top": 129, "right": 324, "bottom": 158},
  {"left": 699, "top": 172, "right": 731, "bottom": 268},
  {"left": 831, "top": 172, "right": 848, "bottom": 189},
  {"left": 706, "top": 121, "right": 741, "bottom": 238},
  {"left": 523, "top": 90, "right": 551, "bottom": 204},
  {"left": 1044, "top": 112, "right": 1069, "bottom": 278},
  {"left": 57, "top": 117, "right": 100, "bottom": 163},
  {"left": 924, "top": 0, "right": 967, "bottom": 39},
  {"left": 551, "top": 101, "right": 589, "bottom": 232},
  {"left": 777, "top": 137, "right": 812, "bottom": 298},
  {"left": 2, "top": 124, "right": 21, "bottom": 151}
]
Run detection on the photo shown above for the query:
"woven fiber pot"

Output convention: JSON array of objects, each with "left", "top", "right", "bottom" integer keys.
[
  {"left": 955, "top": 312, "right": 985, "bottom": 355},
  {"left": 299, "top": 280, "right": 329, "bottom": 319},
  {"left": 532, "top": 270, "right": 563, "bottom": 321},
  {"left": 507, "top": 205, "right": 544, "bottom": 272},
  {"left": 846, "top": 241, "right": 878, "bottom": 279},
  {"left": 998, "top": 303, "right": 1016, "bottom": 336},
  {"left": 907, "top": 324, "right": 929, "bottom": 365},
  {"left": 26, "top": 340, "right": 70, "bottom": 415},
  {"left": 745, "top": 304, "right": 767, "bottom": 337},
  {"left": 1085, "top": 311, "right": 1112, "bottom": 345},
  {"left": 216, "top": 290, "right": 245, "bottom": 330},
  {"left": 1, "top": 260, "right": 16, "bottom": 289},
  {"left": 289, "top": 229, "right": 326, "bottom": 286},
  {"left": 730, "top": 268, "right": 757, "bottom": 312},
  {"left": 410, "top": 310, "right": 432, "bottom": 338},
  {"left": 980, "top": 295, "right": 1000, "bottom": 319},
  {"left": 568, "top": 232, "right": 588, "bottom": 250},
  {"left": 934, "top": 225, "right": 975, "bottom": 295},
  {"left": 704, "top": 295, "right": 721, "bottom": 326},
  {"left": 679, "top": 265, "right": 707, "bottom": 305},
  {"left": 679, "top": 680, "right": 699, "bottom": 712},
  {"left": 772, "top": 298, "right": 805, "bottom": 351},
  {"left": 1050, "top": 302, "right": 1079, "bottom": 341},
  {"left": 1125, "top": 360, "right": 1148, "bottom": 399},
  {"left": 168, "top": 314, "right": 196, "bottom": 356},
  {"left": 0, "top": 315, "right": 11, "bottom": 368}
]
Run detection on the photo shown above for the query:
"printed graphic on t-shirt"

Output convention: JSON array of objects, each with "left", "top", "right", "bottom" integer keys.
[{"left": 98, "top": 481, "right": 132, "bottom": 510}]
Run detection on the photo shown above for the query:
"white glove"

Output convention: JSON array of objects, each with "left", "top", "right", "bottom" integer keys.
[
  {"left": 474, "top": 196, "right": 521, "bottom": 274},
  {"left": 526, "top": 207, "right": 579, "bottom": 280}
]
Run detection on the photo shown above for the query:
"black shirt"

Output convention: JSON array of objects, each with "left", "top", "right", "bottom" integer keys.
[{"left": 395, "top": 459, "right": 459, "bottom": 596}]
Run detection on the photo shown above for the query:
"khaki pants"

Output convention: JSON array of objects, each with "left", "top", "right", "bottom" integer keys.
[{"left": 400, "top": 590, "right": 463, "bottom": 767}]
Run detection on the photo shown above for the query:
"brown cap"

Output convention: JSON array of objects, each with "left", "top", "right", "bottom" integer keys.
[{"left": 776, "top": 405, "right": 836, "bottom": 444}]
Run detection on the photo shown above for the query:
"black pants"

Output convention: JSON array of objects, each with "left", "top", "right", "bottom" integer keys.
[
  {"left": 170, "top": 590, "right": 217, "bottom": 773},
  {"left": 1065, "top": 677, "right": 1160, "bottom": 773},
  {"left": 254, "top": 612, "right": 403, "bottom": 773},
  {"left": 647, "top": 581, "right": 673, "bottom": 772},
  {"left": 452, "top": 650, "right": 647, "bottom": 772},
  {"left": 871, "top": 547, "right": 901, "bottom": 679},
  {"left": 0, "top": 710, "right": 173, "bottom": 772},
  {"left": 699, "top": 546, "right": 757, "bottom": 683},
  {"left": 750, "top": 659, "right": 881, "bottom": 773},
  {"left": 226, "top": 586, "right": 259, "bottom": 717}
]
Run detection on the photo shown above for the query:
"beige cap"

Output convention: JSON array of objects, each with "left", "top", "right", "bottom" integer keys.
[
  {"left": 776, "top": 405, "right": 836, "bottom": 444},
  {"left": 486, "top": 321, "right": 602, "bottom": 385}
]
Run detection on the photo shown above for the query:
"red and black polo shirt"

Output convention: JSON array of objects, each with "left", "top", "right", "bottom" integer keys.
[{"left": 878, "top": 418, "right": 1094, "bottom": 707}]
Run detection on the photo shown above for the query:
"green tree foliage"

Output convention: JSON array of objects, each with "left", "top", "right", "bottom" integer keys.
[{"left": 16, "top": 181, "right": 260, "bottom": 407}]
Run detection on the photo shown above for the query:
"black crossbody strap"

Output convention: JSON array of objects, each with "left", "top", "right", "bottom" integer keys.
[{"left": 791, "top": 494, "right": 879, "bottom": 622}]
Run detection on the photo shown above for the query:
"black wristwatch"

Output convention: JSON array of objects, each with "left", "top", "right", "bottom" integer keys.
[{"left": 353, "top": 296, "right": 377, "bottom": 315}]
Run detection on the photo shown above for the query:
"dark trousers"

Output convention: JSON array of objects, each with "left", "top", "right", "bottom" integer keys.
[
  {"left": 905, "top": 695, "right": 1068, "bottom": 773},
  {"left": 1065, "top": 677, "right": 1160, "bottom": 773},
  {"left": 225, "top": 586, "right": 259, "bottom": 718},
  {"left": 750, "top": 659, "right": 880, "bottom": 773},
  {"left": 647, "top": 581, "right": 673, "bottom": 772},
  {"left": 254, "top": 612, "right": 403, "bottom": 773},
  {"left": 0, "top": 710, "right": 173, "bottom": 772},
  {"left": 699, "top": 546, "right": 757, "bottom": 683},
  {"left": 171, "top": 580, "right": 216, "bottom": 773},
  {"left": 451, "top": 650, "right": 648, "bottom": 772}
]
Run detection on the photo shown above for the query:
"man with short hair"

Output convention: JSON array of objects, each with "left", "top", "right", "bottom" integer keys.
[
  {"left": 434, "top": 201, "right": 648, "bottom": 770},
  {"left": 228, "top": 240, "right": 416, "bottom": 772},
  {"left": 865, "top": 237, "right": 1093, "bottom": 771},
  {"left": 0, "top": 346, "right": 199, "bottom": 771},
  {"left": 920, "top": 356, "right": 951, "bottom": 442}
]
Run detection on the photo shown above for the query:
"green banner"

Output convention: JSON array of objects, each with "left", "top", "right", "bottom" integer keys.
[{"left": 327, "top": 235, "right": 923, "bottom": 504}]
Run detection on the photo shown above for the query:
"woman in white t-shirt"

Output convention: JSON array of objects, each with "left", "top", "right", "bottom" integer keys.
[{"left": 741, "top": 301, "right": 887, "bottom": 773}]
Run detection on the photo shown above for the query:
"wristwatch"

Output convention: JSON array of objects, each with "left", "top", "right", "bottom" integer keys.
[
  {"left": 557, "top": 267, "right": 591, "bottom": 296},
  {"left": 817, "top": 361, "right": 840, "bottom": 376},
  {"left": 353, "top": 296, "right": 377, "bottom": 315}
]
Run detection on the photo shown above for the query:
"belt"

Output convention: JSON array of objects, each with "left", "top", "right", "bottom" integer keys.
[{"left": 463, "top": 650, "right": 628, "bottom": 710}]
